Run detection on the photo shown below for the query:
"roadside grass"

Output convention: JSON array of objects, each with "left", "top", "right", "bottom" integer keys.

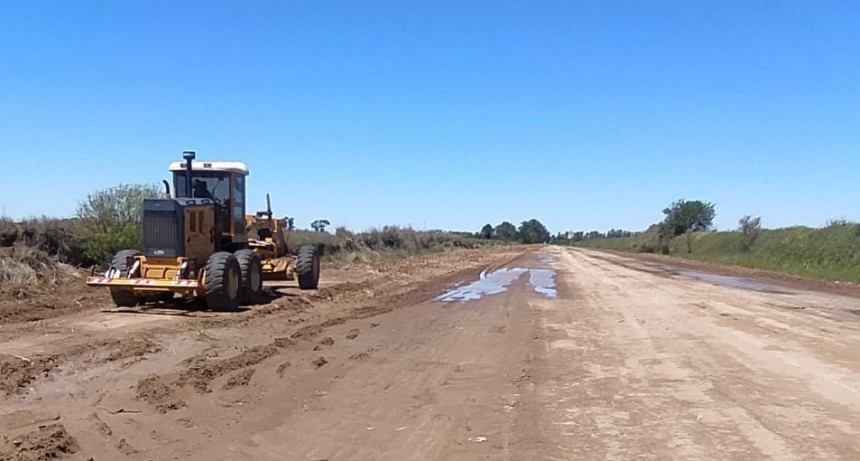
[{"left": 578, "top": 223, "right": 860, "bottom": 283}]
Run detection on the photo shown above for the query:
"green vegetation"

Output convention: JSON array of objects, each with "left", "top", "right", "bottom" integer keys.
[
  {"left": 581, "top": 223, "right": 860, "bottom": 283},
  {"left": 494, "top": 221, "right": 518, "bottom": 242},
  {"left": 475, "top": 219, "right": 550, "bottom": 244},
  {"left": 575, "top": 198, "right": 860, "bottom": 283},
  {"left": 76, "top": 183, "right": 161, "bottom": 264}
]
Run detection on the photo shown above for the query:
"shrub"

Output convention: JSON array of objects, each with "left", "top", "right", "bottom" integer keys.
[
  {"left": 738, "top": 216, "right": 762, "bottom": 251},
  {"left": 76, "top": 184, "right": 160, "bottom": 265}
]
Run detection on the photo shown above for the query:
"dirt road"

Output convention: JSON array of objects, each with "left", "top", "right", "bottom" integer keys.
[{"left": 2, "top": 247, "right": 860, "bottom": 460}]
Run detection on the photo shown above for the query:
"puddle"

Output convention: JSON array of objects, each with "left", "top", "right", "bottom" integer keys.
[
  {"left": 667, "top": 268, "right": 773, "bottom": 292},
  {"left": 436, "top": 268, "right": 557, "bottom": 302},
  {"left": 528, "top": 269, "right": 557, "bottom": 298},
  {"left": 538, "top": 256, "right": 557, "bottom": 264}
]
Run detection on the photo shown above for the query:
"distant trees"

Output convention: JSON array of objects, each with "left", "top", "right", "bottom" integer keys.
[
  {"left": 518, "top": 219, "right": 550, "bottom": 244},
  {"left": 479, "top": 223, "right": 494, "bottom": 240},
  {"left": 494, "top": 221, "right": 518, "bottom": 242},
  {"left": 474, "top": 219, "right": 550, "bottom": 244},
  {"left": 311, "top": 219, "right": 331, "bottom": 233},
  {"left": 560, "top": 229, "right": 633, "bottom": 243}
]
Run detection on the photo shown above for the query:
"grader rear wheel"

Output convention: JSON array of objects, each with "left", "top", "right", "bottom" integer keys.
[
  {"left": 296, "top": 245, "right": 320, "bottom": 290},
  {"left": 235, "top": 249, "right": 264, "bottom": 305}
]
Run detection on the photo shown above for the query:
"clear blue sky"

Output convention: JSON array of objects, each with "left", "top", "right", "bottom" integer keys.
[{"left": 1, "top": 1, "right": 858, "bottom": 233}]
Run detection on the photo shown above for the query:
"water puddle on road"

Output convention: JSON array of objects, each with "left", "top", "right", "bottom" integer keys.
[
  {"left": 667, "top": 268, "right": 773, "bottom": 292},
  {"left": 529, "top": 269, "right": 558, "bottom": 298},
  {"left": 436, "top": 268, "right": 557, "bottom": 303}
]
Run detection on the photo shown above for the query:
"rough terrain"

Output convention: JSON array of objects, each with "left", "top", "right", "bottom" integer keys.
[{"left": 2, "top": 246, "right": 860, "bottom": 460}]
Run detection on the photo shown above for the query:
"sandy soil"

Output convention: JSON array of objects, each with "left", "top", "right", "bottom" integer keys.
[{"left": 2, "top": 246, "right": 859, "bottom": 460}]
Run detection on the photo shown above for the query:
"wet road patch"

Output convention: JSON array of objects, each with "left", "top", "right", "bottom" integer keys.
[
  {"left": 436, "top": 268, "right": 557, "bottom": 302},
  {"left": 667, "top": 268, "right": 774, "bottom": 292}
]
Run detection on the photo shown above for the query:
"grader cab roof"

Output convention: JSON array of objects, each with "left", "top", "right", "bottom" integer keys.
[{"left": 168, "top": 161, "right": 249, "bottom": 175}]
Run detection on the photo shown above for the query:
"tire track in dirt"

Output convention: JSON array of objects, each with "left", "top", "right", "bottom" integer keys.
[
  {"left": 131, "top": 254, "right": 519, "bottom": 412},
  {"left": 1, "top": 335, "right": 160, "bottom": 395}
]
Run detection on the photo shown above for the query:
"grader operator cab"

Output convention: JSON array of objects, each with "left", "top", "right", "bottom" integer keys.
[{"left": 86, "top": 151, "right": 321, "bottom": 310}]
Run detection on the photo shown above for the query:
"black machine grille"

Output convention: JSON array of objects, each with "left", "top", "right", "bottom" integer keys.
[{"left": 143, "top": 209, "right": 180, "bottom": 257}]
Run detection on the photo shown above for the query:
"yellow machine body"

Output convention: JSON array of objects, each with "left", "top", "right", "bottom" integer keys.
[
  {"left": 86, "top": 204, "right": 219, "bottom": 299},
  {"left": 244, "top": 202, "right": 298, "bottom": 281}
]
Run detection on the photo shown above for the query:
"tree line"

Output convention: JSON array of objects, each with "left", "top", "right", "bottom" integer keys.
[{"left": 476, "top": 219, "right": 551, "bottom": 244}]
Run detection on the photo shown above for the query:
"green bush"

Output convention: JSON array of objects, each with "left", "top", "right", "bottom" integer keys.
[{"left": 76, "top": 183, "right": 160, "bottom": 265}]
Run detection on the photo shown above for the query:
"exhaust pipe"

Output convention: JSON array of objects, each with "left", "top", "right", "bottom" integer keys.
[{"left": 182, "top": 150, "right": 196, "bottom": 197}]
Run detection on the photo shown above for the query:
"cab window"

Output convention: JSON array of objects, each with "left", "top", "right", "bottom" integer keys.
[{"left": 233, "top": 175, "right": 245, "bottom": 233}]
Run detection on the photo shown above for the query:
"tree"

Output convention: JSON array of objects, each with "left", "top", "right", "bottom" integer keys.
[
  {"left": 286, "top": 217, "right": 296, "bottom": 231},
  {"left": 76, "top": 183, "right": 160, "bottom": 264},
  {"left": 550, "top": 231, "right": 572, "bottom": 245},
  {"left": 606, "top": 229, "right": 632, "bottom": 238},
  {"left": 311, "top": 219, "right": 331, "bottom": 233},
  {"left": 662, "top": 199, "right": 716, "bottom": 237},
  {"left": 494, "top": 221, "right": 518, "bottom": 242},
  {"left": 738, "top": 215, "right": 762, "bottom": 251},
  {"left": 584, "top": 231, "right": 604, "bottom": 240},
  {"left": 518, "top": 219, "right": 550, "bottom": 244},
  {"left": 479, "top": 224, "right": 494, "bottom": 239}
]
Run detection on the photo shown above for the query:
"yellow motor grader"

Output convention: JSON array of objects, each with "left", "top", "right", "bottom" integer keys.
[
  {"left": 245, "top": 194, "right": 320, "bottom": 288},
  {"left": 86, "top": 151, "right": 321, "bottom": 310}
]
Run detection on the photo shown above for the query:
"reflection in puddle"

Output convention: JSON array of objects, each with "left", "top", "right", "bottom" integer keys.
[
  {"left": 529, "top": 269, "right": 557, "bottom": 298},
  {"left": 436, "top": 268, "right": 557, "bottom": 302},
  {"left": 668, "top": 268, "right": 772, "bottom": 292},
  {"left": 538, "top": 256, "right": 556, "bottom": 264}
]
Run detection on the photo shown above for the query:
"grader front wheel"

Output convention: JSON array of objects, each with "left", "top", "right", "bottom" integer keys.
[
  {"left": 108, "top": 249, "right": 142, "bottom": 307},
  {"left": 204, "top": 252, "right": 242, "bottom": 311}
]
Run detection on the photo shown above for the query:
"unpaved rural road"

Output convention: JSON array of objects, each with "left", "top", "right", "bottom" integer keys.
[{"left": 2, "top": 247, "right": 860, "bottom": 460}]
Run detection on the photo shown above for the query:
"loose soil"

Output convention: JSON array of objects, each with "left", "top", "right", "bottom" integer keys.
[{"left": 2, "top": 246, "right": 860, "bottom": 460}]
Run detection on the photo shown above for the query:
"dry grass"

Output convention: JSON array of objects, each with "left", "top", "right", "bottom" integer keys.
[
  {"left": 0, "top": 246, "right": 75, "bottom": 285},
  {"left": 284, "top": 226, "right": 496, "bottom": 262}
]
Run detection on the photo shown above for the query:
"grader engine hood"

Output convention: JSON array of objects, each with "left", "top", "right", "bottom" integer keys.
[{"left": 142, "top": 198, "right": 216, "bottom": 260}]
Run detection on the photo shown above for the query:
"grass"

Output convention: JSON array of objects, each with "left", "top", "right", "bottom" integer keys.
[{"left": 578, "top": 223, "right": 860, "bottom": 283}]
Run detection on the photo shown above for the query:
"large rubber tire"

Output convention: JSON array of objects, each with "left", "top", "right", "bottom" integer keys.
[
  {"left": 296, "top": 245, "right": 320, "bottom": 290},
  {"left": 108, "top": 249, "right": 142, "bottom": 307},
  {"left": 203, "top": 252, "right": 241, "bottom": 311},
  {"left": 234, "top": 249, "right": 263, "bottom": 305}
]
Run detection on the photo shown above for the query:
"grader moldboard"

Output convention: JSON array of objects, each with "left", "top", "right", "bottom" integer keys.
[{"left": 86, "top": 151, "right": 321, "bottom": 311}]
